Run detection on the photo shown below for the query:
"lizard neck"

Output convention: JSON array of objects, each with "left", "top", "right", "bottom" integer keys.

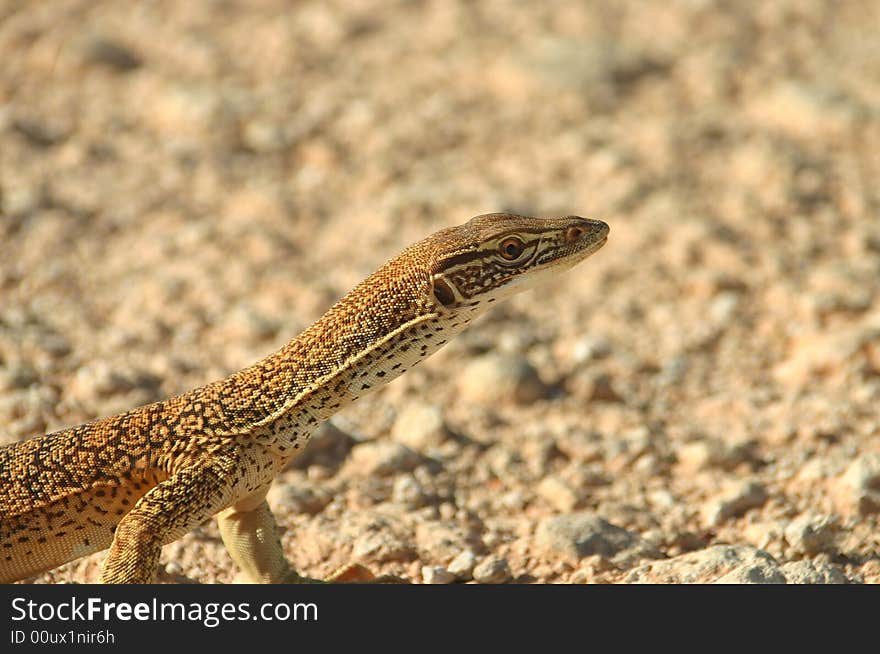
[{"left": 202, "top": 253, "right": 444, "bottom": 438}]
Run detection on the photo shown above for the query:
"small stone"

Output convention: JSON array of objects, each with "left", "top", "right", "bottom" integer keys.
[
  {"left": 421, "top": 566, "right": 456, "bottom": 584},
  {"left": 267, "top": 482, "right": 332, "bottom": 515},
  {"left": 240, "top": 120, "right": 290, "bottom": 153},
  {"left": 458, "top": 352, "right": 548, "bottom": 405},
  {"left": 84, "top": 38, "right": 143, "bottom": 71},
  {"left": 583, "top": 372, "right": 623, "bottom": 403},
  {"left": 70, "top": 362, "right": 134, "bottom": 399},
  {"left": 775, "top": 321, "right": 880, "bottom": 386},
  {"left": 535, "top": 513, "right": 658, "bottom": 564},
  {"left": 537, "top": 475, "right": 580, "bottom": 512},
  {"left": 569, "top": 569, "right": 590, "bottom": 584},
  {"left": 838, "top": 454, "right": 880, "bottom": 515},
  {"left": 472, "top": 556, "right": 511, "bottom": 584},
  {"left": 702, "top": 480, "right": 768, "bottom": 525},
  {"left": 164, "top": 561, "right": 183, "bottom": 576},
  {"left": 391, "top": 474, "right": 426, "bottom": 508},
  {"left": 347, "top": 441, "right": 420, "bottom": 477},
  {"left": 781, "top": 560, "right": 849, "bottom": 584},
  {"left": 12, "top": 117, "right": 67, "bottom": 148},
  {"left": 677, "top": 434, "right": 754, "bottom": 472},
  {"left": 352, "top": 530, "right": 415, "bottom": 563},
  {"left": 555, "top": 431, "right": 603, "bottom": 463},
  {"left": 0, "top": 364, "right": 39, "bottom": 391},
  {"left": 447, "top": 550, "right": 478, "bottom": 580},
  {"left": 713, "top": 563, "right": 787, "bottom": 584},
  {"left": 626, "top": 545, "right": 783, "bottom": 584},
  {"left": 677, "top": 439, "right": 725, "bottom": 472},
  {"left": 1, "top": 183, "right": 42, "bottom": 216},
  {"left": 391, "top": 402, "right": 450, "bottom": 450},
  {"left": 571, "top": 335, "right": 611, "bottom": 363},
  {"left": 783, "top": 514, "right": 839, "bottom": 555},
  {"left": 415, "top": 522, "right": 480, "bottom": 561},
  {"left": 709, "top": 292, "right": 740, "bottom": 324}
]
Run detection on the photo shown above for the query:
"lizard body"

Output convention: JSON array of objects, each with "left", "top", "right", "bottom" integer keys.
[{"left": 0, "top": 213, "right": 608, "bottom": 583}]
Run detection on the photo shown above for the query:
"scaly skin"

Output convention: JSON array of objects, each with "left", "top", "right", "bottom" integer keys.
[{"left": 0, "top": 213, "right": 609, "bottom": 583}]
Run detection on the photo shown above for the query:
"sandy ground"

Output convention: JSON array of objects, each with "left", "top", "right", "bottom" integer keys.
[{"left": 1, "top": 0, "right": 878, "bottom": 584}]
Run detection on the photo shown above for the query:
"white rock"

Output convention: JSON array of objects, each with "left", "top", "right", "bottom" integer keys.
[
  {"left": 391, "top": 474, "right": 426, "bottom": 508},
  {"left": 839, "top": 454, "right": 880, "bottom": 515},
  {"left": 391, "top": 402, "right": 450, "bottom": 450},
  {"left": 781, "top": 560, "right": 849, "bottom": 584},
  {"left": 447, "top": 550, "right": 478, "bottom": 580},
  {"left": 421, "top": 566, "right": 455, "bottom": 584},
  {"left": 535, "top": 513, "right": 658, "bottom": 564},
  {"left": 347, "top": 441, "right": 420, "bottom": 477},
  {"left": 164, "top": 561, "right": 183, "bottom": 576},
  {"left": 783, "top": 514, "right": 839, "bottom": 555},
  {"left": 571, "top": 335, "right": 611, "bottom": 363},
  {"left": 472, "top": 556, "right": 511, "bottom": 584},
  {"left": 458, "top": 352, "right": 548, "bottom": 405},
  {"left": 537, "top": 475, "right": 580, "bottom": 512},
  {"left": 702, "top": 480, "right": 768, "bottom": 525},
  {"left": 713, "top": 563, "right": 787, "bottom": 584},
  {"left": 626, "top": 545, "right": 783, "bottom": 584}
]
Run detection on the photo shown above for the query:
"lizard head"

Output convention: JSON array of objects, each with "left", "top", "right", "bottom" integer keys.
[{"left": 426, "top": 213, "right": 609, "bottom": 310}]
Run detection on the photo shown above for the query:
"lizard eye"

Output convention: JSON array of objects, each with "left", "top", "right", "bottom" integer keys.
[{"left": 499, "top": 237, "right": 525, "bottom": 261}]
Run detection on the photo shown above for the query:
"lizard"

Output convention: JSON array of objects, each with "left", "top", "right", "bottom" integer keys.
[{"left": 0, "top": 213, "right": 609, "bottom": 584}]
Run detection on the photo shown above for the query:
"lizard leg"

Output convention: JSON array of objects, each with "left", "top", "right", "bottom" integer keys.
[
  {"left": 217, "top": 490, "right": 303, "bottom": 584},
  {"left": 100, "top": 458, "right": 235, "bottom": 583},
  {"left": 217, "top": 490, "right": 405, "bottom": 583}
]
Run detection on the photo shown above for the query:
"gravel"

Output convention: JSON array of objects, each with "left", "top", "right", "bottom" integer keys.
[
  {"left": 626, "top": 546, "right": 784, "bottom": 584},
  {"left": 534, "top": 513, "right": 659, "bottom": 565},
  {"left": 6, "top": 0, "right": 878, "bottom": 585}
]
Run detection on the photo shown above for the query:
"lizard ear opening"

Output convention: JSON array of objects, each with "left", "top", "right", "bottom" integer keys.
[{"left": 432, "top": 277, "right": 457, "bottom": 307}]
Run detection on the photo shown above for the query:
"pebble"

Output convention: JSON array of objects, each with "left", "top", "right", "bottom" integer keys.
[
  {"left": 457, "top": 352, "right": 548, "bottom": 405},
  {"left": 347, "top": 441, "right": 420, "bottom": 477},
  {"left": 391, "top": 402, "right": 450, "bottom": 450},
  {"left": 352, "top": 530, "right": 415, "bottom": 563},
  {"left": 414, "top": 522, "right": 480, "bottom": 561},
  {"left": 713, "top": 562, "right": 787, "bottom": 584},
  {"left": 838, "top": 453, "right": 880, "bottom": 515},
  {"left": 472, "top": 556, "right": 512, "bottom": 584},
  {"left": 70, "top": 362, "right": 134, "bottom": 399},
  {"left": 746, "top": 81, "right": 858, "bottom": 139},
  {"left": 583, "top": 372, "right": 623, "bottom": 403},
  {"left": 534, "top": 513, "right": 658, "bottom": 564},
  {"left": 702, "top": 480, "right": 768, "bottom": 525},
  {"left": 447, "top": 550, "right": 478, "bottom": 580},
  {"left": 537, "top": 475, "right": 580, "bottom": 512},
  {"left": 783, "top": 514, "right": 839, "bottom": 555},
  {"left": 775, "top": 321, "right": 880, "bottom": 386},
  {"left": 164, "top": 561, "right": 183, "bottom": 576},
  {"left": 84, "top": 38, "right": 143, "bottom": 72},
  {"left": 391, "top": 474, "right": 427, "bottom": 508},
  {"left": 677, "top": 437, "right": 748, "bottom": 472},
  {"left": 571, "top": 335, "right": 611, "bottom": 363},
  {"left": 266, "top": 482, "right": 332, "bottom": 515},
  {"left": 781, "top": 560, "right": 849, "bottom": 584},
  {"left": 626, "top": 545, "right": 783, "bottom": 583},
  {"left": 421, "top": 566, "right": 456, "bottom": 584},
  {"left": 0, "top": 364, "right": 39, "bottom": 391}
]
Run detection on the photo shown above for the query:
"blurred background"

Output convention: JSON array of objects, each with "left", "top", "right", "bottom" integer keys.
[{"left": 1, "top": 0, "right": 878, "bottom": 583}]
